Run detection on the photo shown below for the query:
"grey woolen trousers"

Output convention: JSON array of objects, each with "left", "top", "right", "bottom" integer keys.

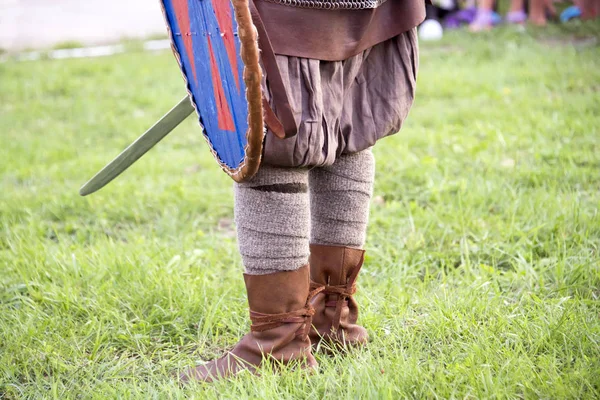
[{"left": 234, "top": 149, "right": 375, "bottom": 275}]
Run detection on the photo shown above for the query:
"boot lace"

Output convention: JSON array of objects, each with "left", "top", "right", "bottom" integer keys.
[{"left": 249, "top": 286, "right": 325, "bottom": 333}]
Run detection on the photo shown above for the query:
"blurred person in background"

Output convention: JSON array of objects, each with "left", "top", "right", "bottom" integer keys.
[
  {"left": 469, "top": 0, "right": 556, "bottom": 30},
  {"left": 578, "top": 0, "right": 599, "bottom": 19},
  {"left": 469, "top": 0, "right": 598, "bottom": 29},
  {"left": 423, "top": 0, "right": 598, "bottom": 31}
]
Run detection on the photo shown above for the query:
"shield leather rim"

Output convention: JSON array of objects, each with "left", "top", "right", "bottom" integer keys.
[{"left": 160, "top": 0, "right": 265, "bottom": 183}]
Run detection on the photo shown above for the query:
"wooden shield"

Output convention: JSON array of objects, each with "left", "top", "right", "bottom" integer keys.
[{"left": 160, "top": 0, "right": 264, "bottom": 182}]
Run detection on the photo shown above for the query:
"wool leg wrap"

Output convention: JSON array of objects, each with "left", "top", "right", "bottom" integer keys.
[
  {"left": 234, "top": 165, "right": 310, "bottom": 275},
  {"left": 309, "top": 149, "right": 375, "bottom": 248}
]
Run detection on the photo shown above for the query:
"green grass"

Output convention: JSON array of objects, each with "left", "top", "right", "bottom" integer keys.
[
  {"left": 1, "top": 23, "right": 600, "bottom": 399},
  {"left": 52, "top": 41, "right": 87, "bottom": 51}
]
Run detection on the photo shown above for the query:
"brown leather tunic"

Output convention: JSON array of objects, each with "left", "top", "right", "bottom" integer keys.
[{"left": 255, "top": 0, "right": 426, "bottom": 60}]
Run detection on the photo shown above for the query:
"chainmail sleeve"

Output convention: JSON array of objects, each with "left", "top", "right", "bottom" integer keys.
[{"left": 259, "top": 0, "right": 389, "bottom": 10}]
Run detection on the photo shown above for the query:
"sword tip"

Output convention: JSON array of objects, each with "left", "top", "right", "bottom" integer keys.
[{"left": 79, "top": 183, "right": 94, "bottom": 196}]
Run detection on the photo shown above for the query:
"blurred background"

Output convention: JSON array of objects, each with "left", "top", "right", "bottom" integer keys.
[
  {"left": 0, "top": 0, "right": 164, "bottom": 51},
  {"left": 1, "top": 1, "right": 599, "bottom": 398},
  {"left": 0, "top": 0, "right": 598, "bottom": 52}
]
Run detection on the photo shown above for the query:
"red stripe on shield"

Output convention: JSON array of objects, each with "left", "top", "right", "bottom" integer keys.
[
  {"left": 207, "top": 36, "right": 236, "bottom": 132},
  {"left": 172, "top": 0, "right": 198, "bottom": 83},
  {"left": 211, "top": 0, "right": 240, "bottom": 91}
]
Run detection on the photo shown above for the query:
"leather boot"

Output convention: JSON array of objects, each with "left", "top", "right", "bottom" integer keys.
[
  {"left": 309, "top": 245, "right": 368, "bottom": 348},
  {"left": 180, "top": 265, "right": 318, "bottom": 383}
]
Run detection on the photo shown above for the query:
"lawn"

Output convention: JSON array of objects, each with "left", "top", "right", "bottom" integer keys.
[{"left": 1, "top": 22, "right": 600, "bottom": 399}]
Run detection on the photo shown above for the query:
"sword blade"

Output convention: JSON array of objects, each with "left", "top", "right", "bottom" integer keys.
[{"left": 79, "top": 96, "right": 195, "bottom": 196}]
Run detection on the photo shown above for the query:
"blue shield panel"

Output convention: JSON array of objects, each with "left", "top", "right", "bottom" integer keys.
[{"left": 161, "top": 0, "right": 264, "bottom": 181}]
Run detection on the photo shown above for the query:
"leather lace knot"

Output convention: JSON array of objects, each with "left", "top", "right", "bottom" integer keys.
[
  {"left": 249, "top": 286, "right": 324, "bottom": 333},
  {"left": 310, "top": 281, "right": 357, "bottom": 300},
  {"left": 310, "top": 280, "right": 358, "bottom": 330}
]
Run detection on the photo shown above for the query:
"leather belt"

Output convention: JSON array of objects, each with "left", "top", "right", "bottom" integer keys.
[{"left": 248, "top": 0, "right": 298, "bottom": 139}]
